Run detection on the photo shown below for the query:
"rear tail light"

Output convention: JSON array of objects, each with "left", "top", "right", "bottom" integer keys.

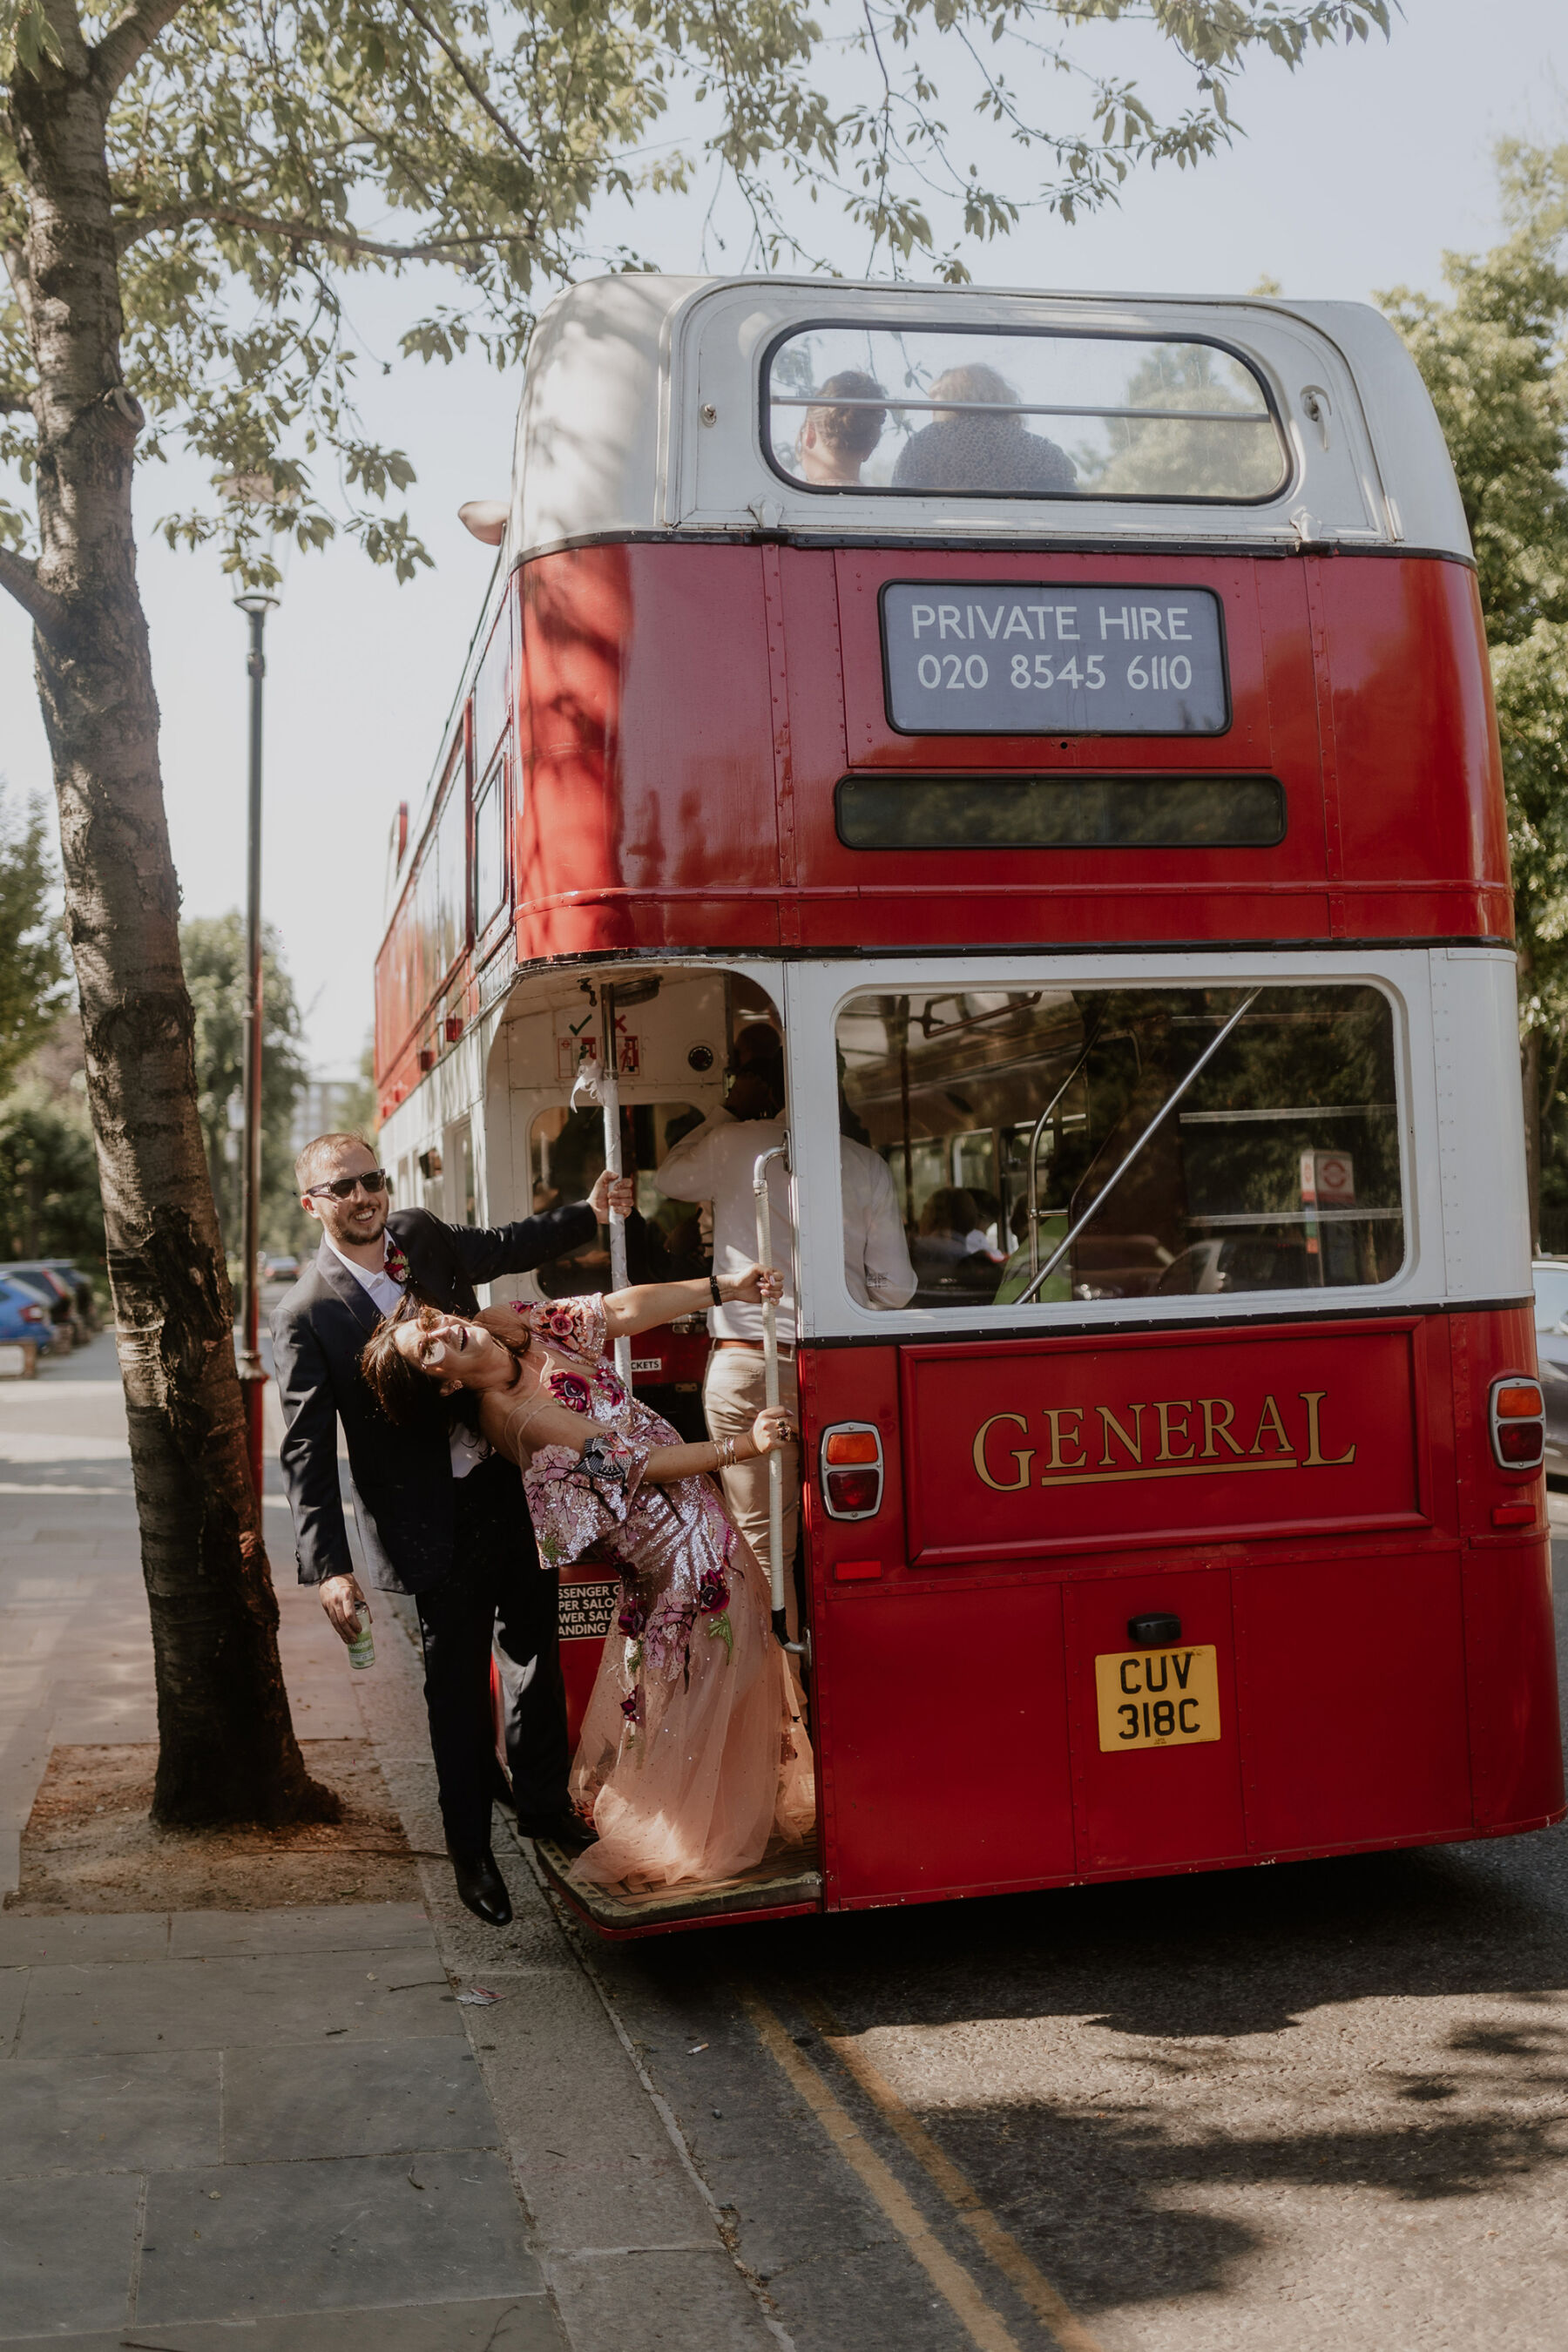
[
  {"left": 821, "top": 1423, "right": 884, "bottom": 1520},
  {"left": 20, "top": 1303, "right": 44, "bottom": 1324},
  {"left": 1489, "top": 1375, "right": 1544, "bottom": 1472}
]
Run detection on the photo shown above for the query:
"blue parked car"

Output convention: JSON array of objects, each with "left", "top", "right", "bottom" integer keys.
[{"left": 0, "top": 1273, "right": 55, "bottom": 1369}]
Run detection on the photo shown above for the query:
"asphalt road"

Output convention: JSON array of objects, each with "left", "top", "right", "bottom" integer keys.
[{"left": 568, "top": 1545, "right": 1568, "bottom": 2352}]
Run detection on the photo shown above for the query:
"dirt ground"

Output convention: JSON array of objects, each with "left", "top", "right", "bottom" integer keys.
[{"left": 7, "top": 1739, "right": 423, "bottom": 1911}]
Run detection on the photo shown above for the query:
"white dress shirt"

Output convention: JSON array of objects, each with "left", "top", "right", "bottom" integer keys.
[
  {"left": 323, "top": 1233, "right": 489, "bottom": 1477},
  {"left": 655, "top": 1109, "right": 916, "bottom": 1342}
]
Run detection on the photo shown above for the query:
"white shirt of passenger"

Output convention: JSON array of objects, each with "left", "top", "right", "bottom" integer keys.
[
  {"left": 655, "top": 1108, "right": 916, "bottom": 1342},
  {"left": 323, "top": 1232, "right": 489, "bottom": 1477}
]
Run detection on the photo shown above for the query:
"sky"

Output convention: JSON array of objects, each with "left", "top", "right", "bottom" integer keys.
[{"left": 1, "top": 0, "right": 1564, "bottom": 1078}]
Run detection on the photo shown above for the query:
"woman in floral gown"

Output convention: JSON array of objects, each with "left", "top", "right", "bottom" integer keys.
[{"left": 359, "top": 1266, "right": 814, "bottom": 1895}]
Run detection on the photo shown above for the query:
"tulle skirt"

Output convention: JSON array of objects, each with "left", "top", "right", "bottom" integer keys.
[{"left": 567, "top": 1524, "right": 814, "bottom": 1894}]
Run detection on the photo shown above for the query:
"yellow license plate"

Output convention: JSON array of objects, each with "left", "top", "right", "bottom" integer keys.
[{"left": 1095, "top": 1645, "right": 1221, "bottom": 1752}]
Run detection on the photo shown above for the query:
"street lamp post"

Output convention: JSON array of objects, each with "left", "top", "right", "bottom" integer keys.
[{"left": 233, "top": 590, "right": 278, "bottom": 1510}]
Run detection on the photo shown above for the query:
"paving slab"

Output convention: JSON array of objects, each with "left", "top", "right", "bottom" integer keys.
[
  {"left": 16, "top": 1943, "right": 463, "bottom": 2057},
  {"left": 1, "top": 2297, "right": 565, "bottom": 2352},
  {"left": 0, "top": 1963, "right": 26, "bottom": 2055},
  {"left": 5, "top": 2047, "right": 220, "bottom": 2173},
  {"left": 138, "top": 2149, "right": 542, "bottom": 2325},
  {"left": 0, "top": 1910, "right": 171, "bottom": 1966},
  {"left": 0, "top": 2167, "right": 140, "bottom": 2338},
  {"left": 168, "top": 1900, "right": 433, "bottom": 1958},
  {"left": 223, "top": 2034, "right": 494, "bottom": 2162}
]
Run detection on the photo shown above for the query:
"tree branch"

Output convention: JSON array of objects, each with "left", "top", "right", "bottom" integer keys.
[
  {"left": 397, "top": 0, "right": 535, "bottom": 167},
  {"left": 0, "top": 389, "right": 36, "bottom": 412},
  {"left": 91, "top": 0, "right": 190, "bottom": 98},
  {"left": 0, "top": 544, "right": 68, "bottom": 640},
  {"left": 116, "top": 199, "right": 531, "bottom": 264}
]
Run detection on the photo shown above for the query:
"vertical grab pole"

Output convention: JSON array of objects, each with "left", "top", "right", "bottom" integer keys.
[
  {"left": 753, "top": 1139, "right": 801, "bottom": 1653},
  {"left": 600, "top": 983, "right": 633, "bottom": 1389}
]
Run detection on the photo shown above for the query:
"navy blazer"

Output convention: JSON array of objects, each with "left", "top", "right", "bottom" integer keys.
[{"left": 270, "top": 1200, "right": 596, "bottom": 1593}]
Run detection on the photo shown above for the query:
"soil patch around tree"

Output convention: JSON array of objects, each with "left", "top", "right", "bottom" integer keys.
[{"left": 7, "top": 1740, "right": 423, "bottom": 1911}]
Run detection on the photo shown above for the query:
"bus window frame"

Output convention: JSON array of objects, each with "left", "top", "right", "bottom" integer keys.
[
  {"left": 471, "top": 740, "right": 512, "bottom": 963},
  {"left": 785, "top": 953, "right": 1423, "bottom": 1343},
  {"left": 758, "top": 318, "right": 1294, "bottom": 509}
]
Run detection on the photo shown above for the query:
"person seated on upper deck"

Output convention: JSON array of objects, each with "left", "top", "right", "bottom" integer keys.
[
  {"left": 794, "top": 370, "right": 888, "bottom": 485},
  {"left": 891, "top": 364, "right": 1077, "bottom": 495}
]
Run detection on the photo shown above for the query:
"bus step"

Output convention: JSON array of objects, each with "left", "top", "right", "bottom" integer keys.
[{"left": 526, "top": 1828, "right": 822, "bottom": 1935}]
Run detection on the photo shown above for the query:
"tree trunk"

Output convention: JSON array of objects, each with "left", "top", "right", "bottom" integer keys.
[{"left": 6, "top": 40, "right": 334, "bottom": 1828}]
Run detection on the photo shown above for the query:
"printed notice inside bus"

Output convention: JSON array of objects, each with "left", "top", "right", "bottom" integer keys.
[{"left": 881, "top": 583, "right": 1229, "bottom": 736}]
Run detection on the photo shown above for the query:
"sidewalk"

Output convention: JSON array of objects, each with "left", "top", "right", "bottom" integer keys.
[{"left": 0, "top": 1335, "right": 781, "bottom": 2351}]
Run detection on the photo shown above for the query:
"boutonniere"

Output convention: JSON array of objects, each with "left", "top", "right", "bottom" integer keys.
[{"left": 383, "top": 1240, "right": 409, "bottom": 1286}]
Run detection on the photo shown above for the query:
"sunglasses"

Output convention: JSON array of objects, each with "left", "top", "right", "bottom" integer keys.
[{"left": 304, "top": 1169, "right": 391, "bottom": 1202}]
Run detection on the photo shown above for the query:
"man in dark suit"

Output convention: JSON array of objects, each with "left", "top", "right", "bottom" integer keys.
[{"left": 270, "top": 1131, "right": 632, "bottom": 1926}]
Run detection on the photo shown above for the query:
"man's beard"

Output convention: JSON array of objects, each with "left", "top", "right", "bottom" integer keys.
[{"left": 332, "top": 1199, "right": 389, "bottom": 1244}]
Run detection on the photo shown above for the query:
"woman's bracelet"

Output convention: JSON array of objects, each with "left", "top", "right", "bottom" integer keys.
[{"left": 714, "top": 1434, "right": 739, "bottom": 1470}]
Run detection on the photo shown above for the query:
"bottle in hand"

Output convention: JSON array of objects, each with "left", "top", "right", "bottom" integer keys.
[{"left": 347, "top": 1605, "right": 375, "bottom": 1671}]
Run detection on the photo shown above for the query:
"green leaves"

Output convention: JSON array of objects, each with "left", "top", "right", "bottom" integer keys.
[
  {"left": 0, "top": 1, "right": 64, "bottom": 82},
  {"left": 1384, "top": 140, "right": 1568, "bottom": 1213},
  {"left": 0, "top": 0, "right": 1396, "bottom": 591},
  {"left": 0, "top": 782, "right": 69, "bottom": 1099}
]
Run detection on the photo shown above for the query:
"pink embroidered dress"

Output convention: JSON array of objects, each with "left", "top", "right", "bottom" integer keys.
[{"left": 490, "top": 1295, "right": 814, "bottom": 1894}]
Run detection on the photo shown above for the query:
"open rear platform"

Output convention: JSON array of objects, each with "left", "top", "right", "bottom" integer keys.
[{"left": 529, "top": 1830, "right": 822, "bottom": 1936}]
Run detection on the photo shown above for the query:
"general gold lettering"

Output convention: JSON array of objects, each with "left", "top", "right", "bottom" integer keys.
[
  {"left": 1248, "top": 1394, "right": 1293, "bottom": 1456},
  {"left": 972, "top": 1412, "right": 1034, "bottom": 1492},
  {"left": 1098, "top": 1401, "right": 1146, "bottom": 1467},
  {"left": 1200, "top": 1397, "right": 1244, "bottom": 1457},
  {"left": 910, "top": 604, "right": 936, "bottom": 638},
  {"left": 1301, "top": 1389, "right": 1356, "bottom": 1468},
  {"left": 1154, "top": 1400, "right": 1195, "bottom": 1462},
  {"left": 1040, "top": 1407, "right": 1086, "bottom": 1473}
]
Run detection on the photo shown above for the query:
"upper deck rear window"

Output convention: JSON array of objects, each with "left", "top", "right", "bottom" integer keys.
[{"left": 764, "top": 326, "right": 1288, "bottom": 504}]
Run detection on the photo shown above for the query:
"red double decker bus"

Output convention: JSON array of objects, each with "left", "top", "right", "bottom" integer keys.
[{"left": 375, "top": 276, "right": 1563, "bottom": 1935}]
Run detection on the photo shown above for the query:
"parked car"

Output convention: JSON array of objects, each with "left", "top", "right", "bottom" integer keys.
[
  {"left": 0, "top": 1273, "right": 54, "bottom": 1373},
  {"left": 0, "top": 1264, "right": 82, "bottom": 1350},
  {"left": 260, "top": 1253, "right": 301, "bottom": 1285},
  {"left": 37, "top": 1259, "right": 100, "bottom": 1333},
  {"left": 1532, "top": 1257, "right": 1568, "bottom": 1482}
]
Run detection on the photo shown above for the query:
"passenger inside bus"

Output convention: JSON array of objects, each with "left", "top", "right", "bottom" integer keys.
[
  {"left": 836, "top": 983, "right": 1405, "bottom": 1311},
  {"left": 889, "top": 364, "right": 1077, "bottom": 495},
  {"left": 793, "top": 370, "right": 887, "bottom": 486}
]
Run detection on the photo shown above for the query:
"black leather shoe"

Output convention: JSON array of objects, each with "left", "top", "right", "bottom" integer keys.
[
  {"left": 449, "top": 1846, "right": 513, "bottom": 1925},
  {"left": 517, "top": 1809, "right": 598, "bottom": 1850}
]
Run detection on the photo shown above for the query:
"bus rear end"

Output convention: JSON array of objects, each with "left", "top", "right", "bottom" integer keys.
[{"left": 375, "top": 274, "right": 1563, "bottom": 1929}]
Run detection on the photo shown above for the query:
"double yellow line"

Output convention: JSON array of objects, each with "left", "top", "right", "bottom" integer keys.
[{"left": 736, "top": 1981, "right": 1105, "bottom": 2352}]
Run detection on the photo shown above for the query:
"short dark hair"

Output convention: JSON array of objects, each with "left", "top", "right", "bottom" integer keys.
[{"left": 295, "top": 1132, "right": 373, "bottom": 1195}]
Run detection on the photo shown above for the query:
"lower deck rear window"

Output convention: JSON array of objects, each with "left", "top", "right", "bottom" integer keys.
[{"left": 835, "top": 773, "right": 1285, "bottom": 851}]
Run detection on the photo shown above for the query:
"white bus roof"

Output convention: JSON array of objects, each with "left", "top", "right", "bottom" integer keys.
[{"left": 504, "top": 274, "right": 1470, "bottom": 565}]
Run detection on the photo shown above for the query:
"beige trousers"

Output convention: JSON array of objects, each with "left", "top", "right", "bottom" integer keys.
[{"left": 702, "top": 1345, "right": 801, "bottom": 1641}]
